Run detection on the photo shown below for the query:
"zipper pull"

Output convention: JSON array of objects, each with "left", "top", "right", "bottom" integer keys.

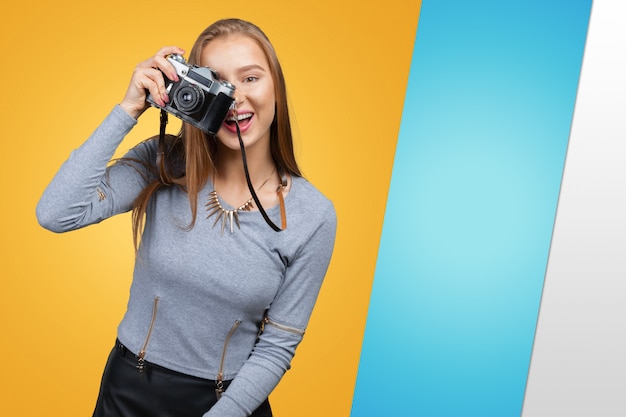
[
  {"left": 137, "top": 352, "right": 146, "bottom": 373},
  {"left": 216, "top": 373, "right": 224, "bottom": 399}
]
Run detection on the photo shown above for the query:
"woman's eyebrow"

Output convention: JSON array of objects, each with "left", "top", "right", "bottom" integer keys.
[{"left": 237, "top": 64, "right": 266, "bottom": 73}]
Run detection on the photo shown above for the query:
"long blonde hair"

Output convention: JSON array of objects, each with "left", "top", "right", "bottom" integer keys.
[{"left": 130, "top": 18, "right": 300, "bottom": 249}]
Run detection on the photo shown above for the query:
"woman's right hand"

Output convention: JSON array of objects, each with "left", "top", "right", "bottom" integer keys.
[{"left": 119, "top": 46, "right": 186, "bottom": 119}]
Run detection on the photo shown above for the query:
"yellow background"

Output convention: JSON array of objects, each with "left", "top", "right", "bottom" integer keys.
[{"left": 0, "top": 1, "right": 420, "bottom": 415}]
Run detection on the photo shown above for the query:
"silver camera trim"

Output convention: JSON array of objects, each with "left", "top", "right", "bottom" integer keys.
[{"left": 166, "top": 54, "right": 235, "bottom": 98}]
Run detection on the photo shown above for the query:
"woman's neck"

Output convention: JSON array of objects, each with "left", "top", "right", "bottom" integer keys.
[{"left": 212, "top": 146, "right": 278, "bottom": 207}]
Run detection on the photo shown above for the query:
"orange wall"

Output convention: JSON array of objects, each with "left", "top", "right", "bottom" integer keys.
[{"left": 0, "top": 1, "right": 421, "bottom": 415}]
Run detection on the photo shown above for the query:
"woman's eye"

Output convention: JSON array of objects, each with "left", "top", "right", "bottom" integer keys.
[{"left": 243, "top": 76, "right": 258, "bottom": 83}]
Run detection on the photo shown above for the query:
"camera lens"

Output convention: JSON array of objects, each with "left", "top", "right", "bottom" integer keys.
[{"left": 174, "top": 84, "right": 204, "bottom": 113}]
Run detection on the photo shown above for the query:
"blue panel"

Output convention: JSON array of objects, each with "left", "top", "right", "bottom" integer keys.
[{"left": 351, "top": 1, "right": 591, "bottom": 416}]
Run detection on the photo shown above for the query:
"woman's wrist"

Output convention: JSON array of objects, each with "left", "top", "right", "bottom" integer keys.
[{"left": 119, "top": 101, "right": 146, "bottom": 120}]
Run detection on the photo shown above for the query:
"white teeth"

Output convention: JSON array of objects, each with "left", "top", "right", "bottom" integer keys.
[{"left": 228, "top": 112, "right": 253, "bottom": 122}]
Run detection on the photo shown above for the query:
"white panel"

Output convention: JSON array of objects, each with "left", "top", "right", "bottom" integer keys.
[{"left": 522, "top": 0, "right": 626, "bottom": 416}]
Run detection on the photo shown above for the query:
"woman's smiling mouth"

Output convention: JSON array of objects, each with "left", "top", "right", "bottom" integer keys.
[{"left": 223, "top": 111, "right": 253, "bottom": 133}]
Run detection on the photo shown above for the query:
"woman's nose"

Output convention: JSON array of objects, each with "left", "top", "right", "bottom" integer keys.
[{"left": 233, "top": 91, "right": 245, "bottom": 106}]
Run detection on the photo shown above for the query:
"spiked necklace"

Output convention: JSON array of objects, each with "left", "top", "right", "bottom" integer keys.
[{"left": 206, "top": 168, "right": 275, "bottom": 234}]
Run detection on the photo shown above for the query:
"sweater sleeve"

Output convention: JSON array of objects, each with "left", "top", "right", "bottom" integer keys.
[
  {"left": 36, "top": 106, "right": 155, "bottom": 232},
  {"left": 203, "top": 202, "right": 337, "bottom": 417}
]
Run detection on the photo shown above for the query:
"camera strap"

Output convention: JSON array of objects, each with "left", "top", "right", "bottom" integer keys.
[
  {"left": 234, "top": 119, "right": 286, "bottom": 232},
  {"left": 156, "top": 109, "right": 172, "bottom": 185}
]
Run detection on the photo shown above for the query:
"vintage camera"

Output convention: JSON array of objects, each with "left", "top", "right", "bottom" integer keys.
[{"left": 147, "top": 54, "right": 236, "bottom": 135}]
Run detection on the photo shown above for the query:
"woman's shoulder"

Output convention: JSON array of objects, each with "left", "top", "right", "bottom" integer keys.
[
  {"left": 288, "top": 176, "right": 336, "bottom": 221},
  {"left": 291, "top": 176, "right": 332, "bottom": 201}
]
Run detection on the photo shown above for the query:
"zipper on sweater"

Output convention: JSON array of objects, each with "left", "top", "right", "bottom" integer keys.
[
  {"left": 216, "top": 320, "right": 241, "bottom": 399},
  {"left": 259, "top": 316, "right": 305, "bottom": 336},
  {"left": 137, "top": 296, "right": 160, "bottom": 373}
]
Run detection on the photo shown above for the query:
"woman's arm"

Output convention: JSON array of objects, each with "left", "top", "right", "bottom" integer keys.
[
  {"left": 36, "top": 106, "right": 147, "bottom": 232},
  {"left": 203, "top": 203, "right": 337, "bottom": 417},
  {"left": 36, "top": 46, "right": 185, "bottom": 232}
]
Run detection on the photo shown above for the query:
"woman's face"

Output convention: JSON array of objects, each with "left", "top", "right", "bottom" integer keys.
[{"left": 201, "top": 34, "right": 276, "bottom": 153}]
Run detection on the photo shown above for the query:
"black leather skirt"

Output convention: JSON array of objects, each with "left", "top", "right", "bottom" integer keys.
[{"left": 92, "top": 340, "right": 272, "bottom": 417}]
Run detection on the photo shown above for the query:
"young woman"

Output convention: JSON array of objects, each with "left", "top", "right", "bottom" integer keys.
[{"left": 36, "top": 18, "right": 336, "bottom": 417}]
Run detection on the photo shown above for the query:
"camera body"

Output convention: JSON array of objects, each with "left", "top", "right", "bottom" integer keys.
[{"left": 147, "top": 54, "right": 235, "bottom": 135}]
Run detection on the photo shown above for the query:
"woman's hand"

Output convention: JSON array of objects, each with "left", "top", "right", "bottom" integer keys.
[{"left": 119, "top": 46, "right": 186, "bottom": 119}]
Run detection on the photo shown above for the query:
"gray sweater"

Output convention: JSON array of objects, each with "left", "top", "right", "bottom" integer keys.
[{"left": 36, "top": 106, "right": 337, "bottom": 417}]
